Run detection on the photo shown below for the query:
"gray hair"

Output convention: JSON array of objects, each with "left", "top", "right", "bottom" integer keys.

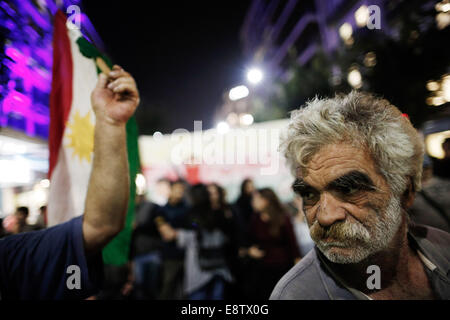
[{"left": 281, "top": 91, "right": 424, "bottom": 197}]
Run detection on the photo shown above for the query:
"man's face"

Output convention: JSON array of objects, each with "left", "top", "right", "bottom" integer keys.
[{"left": 293, "top": 143, "right": 403, "bottom": 264}]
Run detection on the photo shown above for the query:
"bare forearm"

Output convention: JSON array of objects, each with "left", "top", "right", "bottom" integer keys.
[
  {"left": 81, "top": 66, "right": 139, "bottom": 255},
  {"left": 83, "top": 119, "right": 129, "bottom": 254}
]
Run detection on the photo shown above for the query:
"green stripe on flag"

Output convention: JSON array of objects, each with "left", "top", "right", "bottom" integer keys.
[
  {"left": 103, "top": 117, "right": 139, "bottom": 265},
  {"left": 77, "top": 36, "right": 140, "bottom": 265}
]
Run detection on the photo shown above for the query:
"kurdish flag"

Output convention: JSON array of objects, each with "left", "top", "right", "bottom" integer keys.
[{"left": 48, "top": 10, "right": 139, "bottom": 265}]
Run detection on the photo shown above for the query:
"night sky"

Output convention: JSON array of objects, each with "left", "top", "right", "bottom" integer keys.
[{"left": 83, "top": 1, "right": 252, "bottom": 134}]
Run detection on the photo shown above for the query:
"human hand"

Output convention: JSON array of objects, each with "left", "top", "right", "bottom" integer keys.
[
  {"left": 248, "top": 245, "right": 265, "bottom": 259},
  {"left": 158, "top": 223, "right": 177, "bottom": 242},
  {"left": 91, "top": 65, "right": 140, "bottom": 126}
]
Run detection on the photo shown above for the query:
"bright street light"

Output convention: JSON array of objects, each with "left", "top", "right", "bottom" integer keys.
[
  {"left": 339, "top": 22, "right": 353, "bottom": 40},
  {"left": 229, "top": 85, "right": 249, "bottom": 101},
  {"left": 355, "top": 5, "right": 369, "bottom": 27},
  {"left": 347, "top": 67, "right": 362, "bottom": 88},
  {"left": 247, "top": 68, "right": 263, "bottom": 85}
]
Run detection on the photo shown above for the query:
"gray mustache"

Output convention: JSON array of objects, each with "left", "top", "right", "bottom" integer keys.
[{"left": 309, "top": 220, "right": 371, "bottom": 244}]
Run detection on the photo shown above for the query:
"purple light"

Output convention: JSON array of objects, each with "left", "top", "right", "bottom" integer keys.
[{"left": 1, "top": 1, "right": 98, "bottom": 139}]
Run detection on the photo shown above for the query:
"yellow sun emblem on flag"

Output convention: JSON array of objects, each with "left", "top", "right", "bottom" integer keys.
[{"left": 66, "top": 110, "right": 95, "bottom": 163}]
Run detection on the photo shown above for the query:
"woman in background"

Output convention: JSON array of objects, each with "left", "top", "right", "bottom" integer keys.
[
  {"left": 158, "top": 184, "right": 234, "bottom": 300},
  {"left": 242, "top": 188, "right": 301, "bottom": 299}
]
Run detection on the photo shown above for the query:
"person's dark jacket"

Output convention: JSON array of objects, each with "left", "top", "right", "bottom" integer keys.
[
  {"left": 130, "top": 201, "right": 163, "bottom": 259},
  {"left": 158, "top": 201, "right": 189, "bottom": 260}
]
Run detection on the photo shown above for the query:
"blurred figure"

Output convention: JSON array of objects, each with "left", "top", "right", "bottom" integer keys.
[
  {"left": 2, "top": 214, "right": 20, "bottom": 235},
  {"left": 291, "top": 195, "right": 315, "bottom": 257},
  {"left": 153, "top": 178, "right": 171, "bottom": 206},
  {"left": 128, "top": 194, "right": 164, "bottom": 299},
  {"left": 35, "top": 205, "right": 47, "bottom": 230},
  {"left": 409, "top": 156, "right": 450, "bottom": 233},
  {"left": 207, "top": 183, "right": 241, "bottom": 298},
  {"left": 234, "top": 179, "right": 255, "bottom": 231},
  {"left": 158, "top": 184, "right": 234, "bottom": 300},
  {"left": 242, "top": 188, "right": 301, "bottom": 300},
  {"left": 15, "top": 207, "right": 34, "bottom": 233},
  {"left": 431, "top": 138, "right": 450, "bottom": 179},
  {"left": 157, "top": 179, "right": 190, "bottom": 299},
  {"left": 0, "top": 217, "right": 5, "bottom": 238}
]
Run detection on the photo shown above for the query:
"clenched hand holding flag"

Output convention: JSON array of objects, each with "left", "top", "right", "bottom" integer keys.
[{"left": 48, "top": 10, "right": 139, "bottom": 265}]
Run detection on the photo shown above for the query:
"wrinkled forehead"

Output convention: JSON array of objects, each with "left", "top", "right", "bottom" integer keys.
[{"left": 295, "top": 143, "right": 384, "bottom": 189}]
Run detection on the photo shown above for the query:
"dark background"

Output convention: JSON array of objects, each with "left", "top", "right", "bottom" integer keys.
[{"left": 83, "top": 1, "right": 252, "bottom": 134}]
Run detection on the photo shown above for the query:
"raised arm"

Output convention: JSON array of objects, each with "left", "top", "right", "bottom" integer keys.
[{"left": 82, "top": 65, "right": 140, "bottom": 255}]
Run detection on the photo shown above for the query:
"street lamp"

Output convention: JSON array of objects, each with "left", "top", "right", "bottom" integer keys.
[
  {"left": 339, "top": 23, "right": 353, "bottom": 41},
  {"left": 347, "top": 67, "right": 362, "bottom": 89},
  {"left": 355, "top": 5, "right": 369, "bottom": 27},
  {"left": 247, "top": 68, "right": 263, "bottom": 85},
  {"left": 229, "top": 85, "right": 249, "bottom": 101}
]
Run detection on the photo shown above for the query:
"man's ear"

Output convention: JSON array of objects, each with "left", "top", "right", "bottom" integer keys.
[{"left": 402, "top": 177, "right": 415, "bottom": 209}]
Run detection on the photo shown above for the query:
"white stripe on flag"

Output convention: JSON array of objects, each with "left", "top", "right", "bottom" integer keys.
[{"left": 48, "top": 24, "right": 99, "bottom": 226}]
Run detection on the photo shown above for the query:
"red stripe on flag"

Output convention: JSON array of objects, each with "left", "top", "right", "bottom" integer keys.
[{"left": 49, "top": 10, "right": 73, "bottom": 178}]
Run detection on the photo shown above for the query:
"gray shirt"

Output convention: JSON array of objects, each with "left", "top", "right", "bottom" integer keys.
[{"left": 270, "top": 224, "right": 450, "bottom": 300}]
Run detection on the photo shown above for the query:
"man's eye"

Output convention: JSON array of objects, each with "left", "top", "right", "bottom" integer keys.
[
  {"left": 337, "top": 185, "right": 359, "bottom": 196},
  {"left": 303, "top": 192, "right": 315, "bottom": 200},
  {"left": 301, "top": 191, "right": 319, "bottom": 205}
]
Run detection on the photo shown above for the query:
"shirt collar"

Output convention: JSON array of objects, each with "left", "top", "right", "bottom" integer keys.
[
  {"left": 407, "top": 225, "right": 450, "bottom": 277},
  {"left": 315, "top": 226, "right": 450, "bottom": 300}
]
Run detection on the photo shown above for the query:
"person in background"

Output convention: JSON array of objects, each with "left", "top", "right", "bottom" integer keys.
[
  {"left": 153, "top": 178, "right": 171, "bottom": 206},
  {"left": 35, "top": 206, "right": 47, "bottom": 230},
  {"left": 15, "top": 207, "right": 28, "bottom": 233},
  {"left": 158, "top": 184, "right": 234, "bottom": 300},
  {"left": 242, "top": 188, "right": 301, "bottom": 300},
  {"left": 409, "top": 155, "right": 450, "bottom": 233},
  {"left": 431, "top": 138, "right": 450, "bottom": 179},
  {"left": 2, "top": 214, "right": 20, "bottom": 236},
  {"left": 14, "top": 207, "right": 38, "bottom": 233},
  {"left": 126, "top": 194, "right": 164, "bottom": 299},
  {"left": 207, "top": 183, "right": 241, "bottom": 298},
  {"left": 291, "top": 195, "right": 315, "bottom": 257},
  {"left": 234, "top": 178, "right": 255, "bottom": 233},
  {"left": 157, "top": 179, "right": 190, "bottom": 299},
  {"left": 233, "top": 178, "right": 256, "bottom": 296},
  {"left": 0, "top": 217, "right": 7, "bottom": 238}
]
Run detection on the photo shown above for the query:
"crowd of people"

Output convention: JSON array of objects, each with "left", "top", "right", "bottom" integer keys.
[
  {"left": 100, "top": 178, "right": 313, "bottom": 300},
  {"left": 0, "top": 177, "right": 315, "bottom": 300}
]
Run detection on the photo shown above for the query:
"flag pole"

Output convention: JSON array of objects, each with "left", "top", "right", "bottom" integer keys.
[{"left": 95, "top": 56, "right": 111, "bottom": 74}]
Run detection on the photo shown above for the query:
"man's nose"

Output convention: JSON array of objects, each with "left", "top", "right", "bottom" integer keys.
[{"left": 316, "top": 192, "right": 346, "bottom": 227}]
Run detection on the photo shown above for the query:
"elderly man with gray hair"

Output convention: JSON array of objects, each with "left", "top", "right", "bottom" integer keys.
[{"left": 270, "top": 91, "right": 450, "bottom": 300}]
